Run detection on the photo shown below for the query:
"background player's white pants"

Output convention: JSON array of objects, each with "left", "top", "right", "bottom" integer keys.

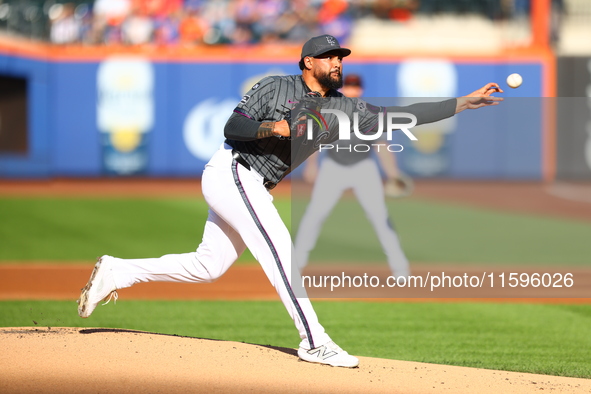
[
  {"left": 110, "top": 143, "right": 331, "bottom": 350},
  {"left": 294, "top": 157, "right": 410, "bottom": 277}
]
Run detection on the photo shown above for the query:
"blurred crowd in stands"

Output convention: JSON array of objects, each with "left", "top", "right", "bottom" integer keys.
[{"left": 0, "top": 0, "right": 557, "bottom": 46}]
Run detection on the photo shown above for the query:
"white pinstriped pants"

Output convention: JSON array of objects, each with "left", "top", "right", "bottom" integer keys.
[{"left": 110, "top": 143, "right": 330, "bottom": 350}]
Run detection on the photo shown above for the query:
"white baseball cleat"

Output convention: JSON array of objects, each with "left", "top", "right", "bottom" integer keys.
[
  {"left": 298, "top": 341, "right": 359, "bottom": 368},
  {"left": 77, "top": 255, "right": 118, "bottom": 318}
]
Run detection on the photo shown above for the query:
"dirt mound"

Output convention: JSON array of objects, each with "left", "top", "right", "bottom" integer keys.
[{"left": 1, "top": 327, "right": 589, "bottom": 393}]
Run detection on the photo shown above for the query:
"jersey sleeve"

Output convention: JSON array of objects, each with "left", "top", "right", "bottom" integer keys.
[
  {"left": 354, "top": 98, "right": 457, "bottom": 135},
  {"left": 224, "top": 76, "right": 278, "bottom": 141},
  {"left": 233, "top": 76, "right": 277, "bottom": 121},
  {"left": 385, "top": 99, "right": 457, "bottom": 125},
  {"left": 353, "top": 98, "right": 386, "bottom": 134}
]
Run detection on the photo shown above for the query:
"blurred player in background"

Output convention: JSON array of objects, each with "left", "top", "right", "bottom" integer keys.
[{"left": 294, "top": 73, "right": 411, "bottom": 278}]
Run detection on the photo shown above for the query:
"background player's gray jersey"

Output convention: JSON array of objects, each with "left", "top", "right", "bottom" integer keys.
[
  {"left": 225, "top": 74, "right": 456, "bottom": 185},
  {"left": 326, "top": 134, "right": 380, "bottom": 166}
]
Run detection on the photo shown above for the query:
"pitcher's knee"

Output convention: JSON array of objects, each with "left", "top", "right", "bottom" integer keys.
[
  {"left": 188, "top": 253, "right": 229, "bottom": 282},
  {"left": 201, "top": 267, "right": 225, "bottom": 282}
]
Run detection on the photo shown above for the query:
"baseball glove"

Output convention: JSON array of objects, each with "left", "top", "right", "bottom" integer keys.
[
  {"left": 384, "top": 175, "right": 414, "bottom": 199},
  {"left": 286, "top": 91, "right": 326, "bottom": 139}
]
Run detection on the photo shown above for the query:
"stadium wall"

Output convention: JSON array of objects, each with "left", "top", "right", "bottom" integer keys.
[{"left": 0, "top": 46, "right": 553, "bottom": 179}]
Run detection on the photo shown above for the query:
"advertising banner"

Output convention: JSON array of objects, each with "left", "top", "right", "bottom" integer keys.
[{"left": 0, "top": 50, "right": 546, "bottom": 179}]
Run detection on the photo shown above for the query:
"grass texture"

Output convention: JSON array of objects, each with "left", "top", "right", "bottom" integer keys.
[
  {"left": 1, "top": 299, "right": 590, "bottom": 379},
  {"left": 0, "top": 197, "right": 290, "bottom": 262},
  {"left": 1, "top": 196, "right": 589, "bottom": 265},
  {"left": 293, "top": 196, "right": 591, "bottom": 265}
]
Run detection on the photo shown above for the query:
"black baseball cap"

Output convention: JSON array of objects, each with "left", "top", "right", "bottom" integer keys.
[{"left": 300, "top": 35, "right": 351, "bottom": 62}]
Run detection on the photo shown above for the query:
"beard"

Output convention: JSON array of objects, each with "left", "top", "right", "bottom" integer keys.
[{"left": 315, "top": 69, "right": 343, "bottom": 90}]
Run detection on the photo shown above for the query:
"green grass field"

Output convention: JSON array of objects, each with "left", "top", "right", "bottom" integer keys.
[
  {"left": 1, "top": 195, "right": 590, "bottom": 378},
  {"left": 293, "top": 197, "right": 591, "bottom": 265},
  {"left": 0, "top": 197, "right": 286, "bottom": 262},
  {"left": 2, "top": 196, "right": 590, "bottom": 264}
]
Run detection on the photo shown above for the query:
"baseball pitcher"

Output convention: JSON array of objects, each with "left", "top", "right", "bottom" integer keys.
[{"left": 78, "top": 34, "right": 503, "bottom": 368}]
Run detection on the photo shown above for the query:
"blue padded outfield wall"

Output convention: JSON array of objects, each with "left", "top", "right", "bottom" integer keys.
[{"left": 0, "top": 51, "right": 545, "bottom": 179}]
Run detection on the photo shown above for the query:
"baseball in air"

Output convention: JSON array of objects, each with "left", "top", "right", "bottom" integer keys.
[{"left": 506, "top": 73, "right": 523, "bottom": 88}]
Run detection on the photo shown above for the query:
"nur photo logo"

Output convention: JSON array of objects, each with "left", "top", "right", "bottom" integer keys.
[{"left": 302, "top": 108, "right": 417, "bottom": 152}]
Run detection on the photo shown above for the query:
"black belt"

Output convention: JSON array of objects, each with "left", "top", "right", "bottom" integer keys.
[{"left": 231, "top": 150, "right": 277, "bottom": 190}]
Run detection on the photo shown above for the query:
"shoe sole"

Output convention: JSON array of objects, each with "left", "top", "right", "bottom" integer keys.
[
  {"left": 77, "top": 257, "right": 104, "bottom": 318},
  {"left": 299, "top": 357, "right": 359, "bottom": 368},
  {"left": 298, "top": 350, "right": 359, "bottom": 368}
]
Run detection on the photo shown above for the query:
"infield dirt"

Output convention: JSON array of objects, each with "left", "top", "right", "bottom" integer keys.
[{"left": 2, "top": 327, "right": 591, "bottom": 393}]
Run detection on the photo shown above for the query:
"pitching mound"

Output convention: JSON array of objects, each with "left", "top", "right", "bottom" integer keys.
[{"left": 1, "top": 327, "right": 589, "bottom": 393}]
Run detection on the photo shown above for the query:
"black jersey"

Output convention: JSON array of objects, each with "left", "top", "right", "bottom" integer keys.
[{"left": 224, "top": 74, "right": 456, "bottom": 184}]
